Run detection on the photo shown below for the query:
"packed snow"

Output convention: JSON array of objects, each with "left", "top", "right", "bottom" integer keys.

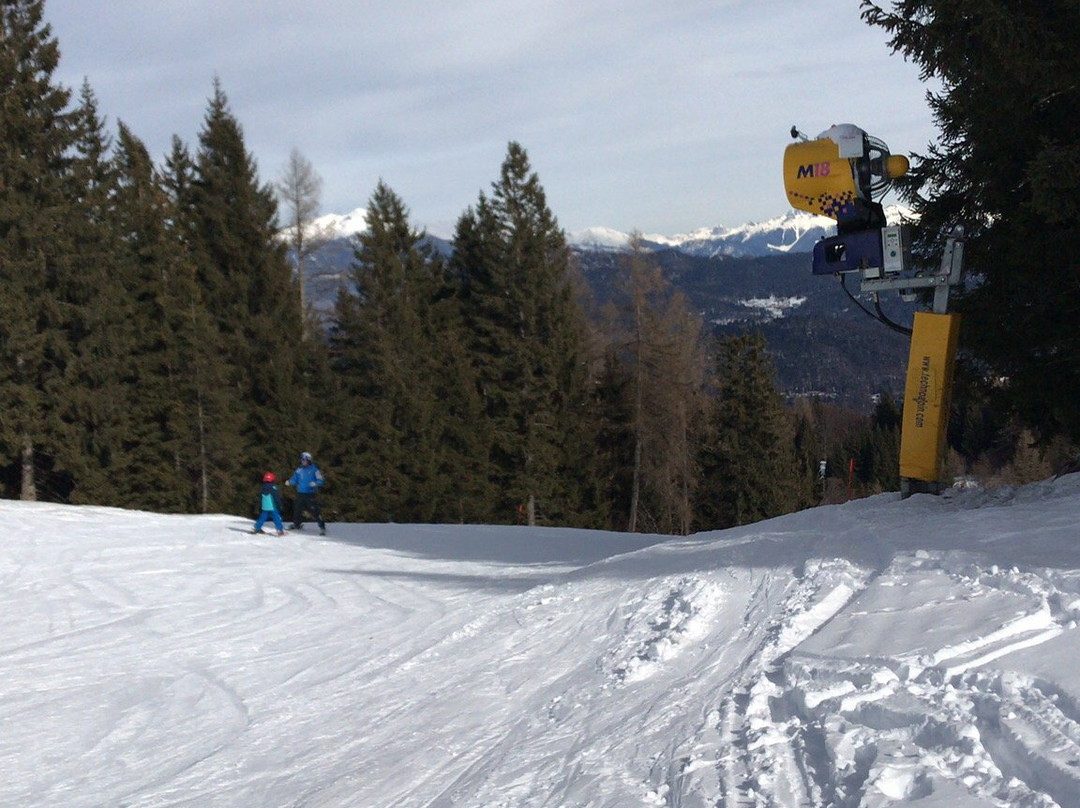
[{"left": 5, "top": 474, "right": 1080, "bottom": 807}]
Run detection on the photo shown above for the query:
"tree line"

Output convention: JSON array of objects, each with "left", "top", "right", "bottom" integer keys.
[
  {"left": 4, "top": 0, "right": 1074, "bottom": 534},
  {"left": 3, "top": 1, "right": 898, "bottom": 532}
]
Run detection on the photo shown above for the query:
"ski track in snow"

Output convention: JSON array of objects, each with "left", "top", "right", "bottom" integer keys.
[{"left": 4, "top": 476, "right": 1080, "bottom": 806}]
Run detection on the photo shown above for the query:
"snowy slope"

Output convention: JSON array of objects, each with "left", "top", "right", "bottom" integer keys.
[{"left": 4, "top": 475, "right": 1080, "bottom": 807}]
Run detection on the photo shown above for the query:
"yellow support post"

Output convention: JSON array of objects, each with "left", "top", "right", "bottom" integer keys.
[{"left": 899, "top": 311, "right": 961, "bottom": 496}]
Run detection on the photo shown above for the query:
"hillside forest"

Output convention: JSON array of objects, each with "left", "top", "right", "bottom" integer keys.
[{"left": 1, "top": 0, "right": 1076, "bottom": 533}]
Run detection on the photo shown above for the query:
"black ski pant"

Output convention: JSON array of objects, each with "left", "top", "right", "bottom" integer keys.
[{"left": 292, "top": 492, "right": 325, "bottom": 530}]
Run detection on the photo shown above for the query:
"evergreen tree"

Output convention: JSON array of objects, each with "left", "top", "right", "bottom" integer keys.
[
  {"left": 445, "top": 198, "right": 503, "bottom": 522},
  {"left": 697, "top": 333, "right": 801, "bottom": 529},
  {"left": 57, "top": 81, "right": 131, "bottom": 504},
  {"left": 790, "top": 398, "right": 826, "bottom": 506},
  {"left": 0, "top": 0, "right": 76, "bottom": 500},
  {"left": 450, "top": 142, "right": 597, "bottom": 526},
  {"left": 329, "top": 181, "right": 485, "bottom": 522},
  {"left": 847, "top": 395, "right": 903, "bottom": 496},
  {"left": 868, "top": 391, "right": 902, "bottom": 491},
  {"left": 160, "top": 135, "right": 234, "bottom": 512},
  {"left": 186, "top": 81, "right": 304, "bottom": 513},
  {"left": 591, "top": 348, "right": 635, "bottom": 531},
  {"left": 862, "top": 0, "right": 1080, "bottom": 442},
  {"left": 107, "top": 124, "right": 201, "bottom": 510}
]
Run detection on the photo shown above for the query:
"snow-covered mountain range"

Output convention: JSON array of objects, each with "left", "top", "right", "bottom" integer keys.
[
  {"left": 309, "top": 205, "right": 913, "bottom": 260},
  {"left": 568, "top": 210, "right": 837, "bottom": 258}
]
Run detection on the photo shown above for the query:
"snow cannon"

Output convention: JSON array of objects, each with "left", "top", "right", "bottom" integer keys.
[
  {"left": 784, "top": 123, "right": 908, "bottom": 232},
  {"left": 785, "top": 124, "right": 911, "bottom": 277},
  {"left": 784, "top": 123, "right": 965, "bottom": 500}
]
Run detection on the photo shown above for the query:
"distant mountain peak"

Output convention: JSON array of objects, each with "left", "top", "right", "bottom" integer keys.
[
  {"left": 312, "top": 207, "right": 368, "bottom": 239},
  {"left": 310, "top": 205, "right": 914, "bottom": 259},
  {"left": 567, "top": 205, "right": 914, "bottom": 259}
]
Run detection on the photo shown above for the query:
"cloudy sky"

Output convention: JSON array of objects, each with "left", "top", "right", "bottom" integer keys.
[{"left": 45, "top": 0, "right": 936, "bottom": 236}]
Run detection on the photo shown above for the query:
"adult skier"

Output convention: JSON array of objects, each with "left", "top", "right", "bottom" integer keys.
[{"left": 286, "top": 451, "right": 326, "bottom": 535}]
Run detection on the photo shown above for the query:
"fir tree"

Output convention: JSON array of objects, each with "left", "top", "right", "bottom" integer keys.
[
  {"left": 109, "top": 124, "right": 198, "bottom": 510},
  {"left": 590, "top": 349, "right": 635, "bottom": 531},
  {"left": 57, "top": 81, "right": 132, "bottom": 504},
  {"left": 329, "top": 182, "right": 485, "bottom": 522},
  {"left": 186, "top": 81, "right": 305, "bottom": 513},
  {"left": 161, "top": 135, "right": 231, "bottom": 512},
  {"left": 697, "top": 333, "right": 801, "bottom": 529},
  {"left": 862, "top": 0, "right": 1080, "bottom": 442},
  {"left": 450, "top": 142, "right": 597, "bottom": 525},
  {"left": 868, "top": 391, "right": 902, "bottom": 491},
  {"left": 0, "top": 0, "right": 76, "bottom": 499}
]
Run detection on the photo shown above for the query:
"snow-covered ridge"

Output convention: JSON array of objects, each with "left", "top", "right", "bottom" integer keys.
[
  {"left": 568, "top": 210, "right": 836, "bottom": 257},
  {"left": 568, "top": 205, "right": 914, "bottom": 258},
  {"left": 306, "top": 205, "right": 914, "bottom": 258},
  {"left": 311, "top": 208, "right": 368, "bottom": 238}
]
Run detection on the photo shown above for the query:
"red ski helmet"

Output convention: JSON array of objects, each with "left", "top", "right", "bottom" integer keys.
[{"left": 262, "top": 471, "right": 275, "bottom": 483}]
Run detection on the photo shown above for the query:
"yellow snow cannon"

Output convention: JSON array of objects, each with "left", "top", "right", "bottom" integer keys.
[{"left": 783, "top": 123, "right": 909, "bottom": 233}]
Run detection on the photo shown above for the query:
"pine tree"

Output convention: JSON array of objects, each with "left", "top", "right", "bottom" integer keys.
[
  {"left": 56, "top": 81, "right": 132, "bottom": 504},
  {"left": 0, "top": 0, "right": 76, "bottom": 500},
  {"left": 329, "top": 182, "right": 485, "bottom": 522},
  {"left": 330, "top": 182, "right": 436, "bottom": 521},
  {"left": 697, "top": 333, "right": 801, "bottom": 529},
  {"left": 862, "top": 0, "right": 1080, "bottom": 442},
  {"left": 161, "top": 135, "right": 231, "bottom": 512},
  {"left": 591, "top": 348, "right": 635, "bottom": 531},
  {"left": 868, "top": 391, "right": 902, "bottom": 491},
  {"left": 450, "top": 142, "right": 597, "bottom": 526},
  {"left": 107, "top": 124, "right": 198, "bottom": 510},
  {"left": 186, "top": 81, "right": 305, "bottom": 513}
]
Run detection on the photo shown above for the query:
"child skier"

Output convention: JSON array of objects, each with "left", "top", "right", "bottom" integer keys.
[{"left": 253, "top": 471, "right": 286, "bottom": 536}]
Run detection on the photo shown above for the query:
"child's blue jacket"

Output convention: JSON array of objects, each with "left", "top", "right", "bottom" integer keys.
[{"left": 259, "top": 482, "right": 283, "bottom": 512}]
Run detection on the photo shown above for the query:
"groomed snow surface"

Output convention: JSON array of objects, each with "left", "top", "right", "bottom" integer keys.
[{"left": 5, "top": 475, "right": 1080, "bottom": 807}]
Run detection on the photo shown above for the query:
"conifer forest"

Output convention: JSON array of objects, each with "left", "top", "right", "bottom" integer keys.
[{"left": 2, "top": 0, "right": 1077, "bottom": 533}]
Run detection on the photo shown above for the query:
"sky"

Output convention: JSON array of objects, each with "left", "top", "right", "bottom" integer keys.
[
  {"left": 43, "top": 0, "right": 938, "bottom": 237},
  {"left": 5, "top": 474, "right": 1080, "bottom": 806}
]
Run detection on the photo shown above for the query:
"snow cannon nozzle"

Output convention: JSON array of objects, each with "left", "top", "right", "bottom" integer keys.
[{"left": 885, "top": 154, "right": 909, "bottom": 179}]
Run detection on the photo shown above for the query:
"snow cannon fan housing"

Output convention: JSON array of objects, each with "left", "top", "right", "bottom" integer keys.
[{"left": 784, "top": 124, "right": 910, "bottom": 276}]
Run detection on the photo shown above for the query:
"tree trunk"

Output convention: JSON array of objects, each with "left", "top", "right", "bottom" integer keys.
[
  {"left": 197, "top": 392, "right": 209, "bottom": 513},
  {"left": 20, "top": 438, "right": 36, "bottom": 501},
  {"left": 629, "top": 437, "right": 642, "bottom": 533}
]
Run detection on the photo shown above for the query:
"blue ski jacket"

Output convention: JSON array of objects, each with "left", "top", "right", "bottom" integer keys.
[
  {"left": 287, "top": 464, "right": 324, "bottom": 494},
  {"left": 259, "top": 482, "right": 283, "bottom": 513}
]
